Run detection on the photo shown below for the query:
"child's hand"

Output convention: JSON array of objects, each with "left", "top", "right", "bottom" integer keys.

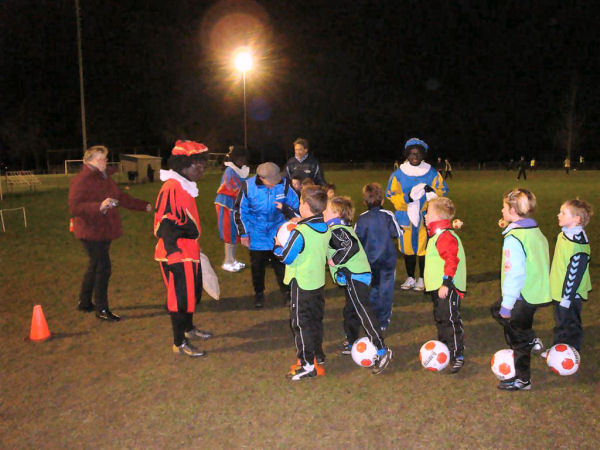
[
  {"left": 438, "top": 285, "right": 449, "bottom": 299},
  {"left": 275, "top": 201, "right": 282, "bottom": 209},
  {"left": 274, "top": 236, "right": 281, "bottom": 247},
  {"left": 240, "top": 236, "right": 250, "bottom": 247},
  {"left": 290, "top": 216, "right": 301, "bottom": 223},
  {"left": 327, "top": 258, "right": 335, "bottom": 267}
]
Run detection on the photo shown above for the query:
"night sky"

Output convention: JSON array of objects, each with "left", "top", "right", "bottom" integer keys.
[{"left": 1, "top": 0, "right": 599, "bottom": 169}]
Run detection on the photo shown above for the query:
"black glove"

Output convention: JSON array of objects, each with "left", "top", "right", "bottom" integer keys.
[{"left": 424, "top": 185, "right": 434, "bottom": 193}]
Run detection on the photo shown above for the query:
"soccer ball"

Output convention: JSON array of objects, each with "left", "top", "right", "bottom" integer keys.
[
  {"left": 276, "top": 221, "right": 297, "bottom": 246},
  {"left": 546, "top": 344, "right": 580, "bottom": 376},
  {"left": 419, "top": 340, "right": 450, "bottom": 372},
  {"left": 490, "top": 349, "right": 516, "bottom": 380},
  {"left": 351, "top": 337, "right": 378, "bottom": 367}
]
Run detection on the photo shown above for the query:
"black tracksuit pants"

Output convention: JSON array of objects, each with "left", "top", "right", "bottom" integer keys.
[
  {"left": 431, "top": 288, "right": 464, "bottom": 360},
  {"left": 491, "top": 298, "right": 537, "bottom": 381},
  {"left": 79, "top": 240, "right": 112, "bottom": 312},
  {"left": 289, "top": 279, "right": 325, "bottom": 367},
  {"left": 250, "top": 249, "right": 287, "bottom": 295},
  {"left": 343, "top": 277, "right": 385, "bottom": 350},
  {"left": 553, "top": 297, "right": 584, "bottom": 351}
]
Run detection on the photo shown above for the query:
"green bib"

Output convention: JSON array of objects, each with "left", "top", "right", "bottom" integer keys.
[
  {"left": 550, "top": 232, "right": 591, "bottom": 300},
  {"left": 327, "top": 224, "right": 371, "bottom": 283},
  {"left": 501, "top": 227, "right": 551, "bottom": 304},
  {"left": 424, "top": 229, "right": 467, "bottom": 292},
  {"left": 284, "top": 223, "right": 331, "bottom": 290}
]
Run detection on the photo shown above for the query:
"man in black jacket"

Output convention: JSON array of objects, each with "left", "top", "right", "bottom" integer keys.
[{"left": 284, "top": 138, "right": 326, "bottom": 186}]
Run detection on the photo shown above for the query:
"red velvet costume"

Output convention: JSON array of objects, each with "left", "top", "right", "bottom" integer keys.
[{"left": 154, "top": 177, "right": 202, "bottom": 313}]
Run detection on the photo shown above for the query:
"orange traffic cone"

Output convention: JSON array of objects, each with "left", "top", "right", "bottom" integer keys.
[{"left": 27, "top": 305, "right": 51, "bottom": 342}]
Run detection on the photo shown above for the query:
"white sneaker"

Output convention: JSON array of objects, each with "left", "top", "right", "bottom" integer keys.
[
  {"left": 233, "top": 260, "right": 246, "bottom": 270},
  {"left": 221, "top": 262, "right": 241, "bottom": 272},
  {"left": 400, "top": 277, "right": 416, "bottom": 290},
  {"left": 414, "top": 278, "right": 425, "bottom": 291}
]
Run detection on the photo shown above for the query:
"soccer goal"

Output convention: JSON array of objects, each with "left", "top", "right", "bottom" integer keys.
[{"left": 64, "top": 160, "right": 120, "bottom": 174}]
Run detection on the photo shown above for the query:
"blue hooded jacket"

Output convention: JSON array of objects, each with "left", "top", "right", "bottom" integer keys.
[{"left": 234, "top": 175, "right": 299, "bottom": 251}]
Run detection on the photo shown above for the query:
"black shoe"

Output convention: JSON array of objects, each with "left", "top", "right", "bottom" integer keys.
[
  {"left": 372, "top": 348, "right": 393, "bottom": 375},
  {"left": 448, "top": 357, "right": 464, "bottom": 374},
  {"left": 287, "top": 366, "right": 317, "bottom": 381},
  {"left": 96, "top": 309, "right": 120, "bottom": 322},
  {"left": 254, "top": 292, "right": 264, "bottom": 309},
  {"left": 77, "top": 302, "right": 95, "bottom": 312},
  {"left": 185, "top": 327, "right": 213, "bottom": 340},
  {"left": 497, "top": 378, "right": 531, "bottom": 391}
]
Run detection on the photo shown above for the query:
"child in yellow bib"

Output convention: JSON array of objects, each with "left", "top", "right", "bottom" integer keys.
[
  {"left": 424, "top": 197, "right": 467, "bottom": 374},
  {"left": 549, "top": 199, "right": 592, "bottom": 352},
  {"left": 491, "top": 189, "right": 550, "bottom": 391}
]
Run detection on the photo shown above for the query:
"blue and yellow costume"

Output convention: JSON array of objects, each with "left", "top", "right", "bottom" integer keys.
[{"left": 385, "top": 163, "right": 447, "bottom": 255}]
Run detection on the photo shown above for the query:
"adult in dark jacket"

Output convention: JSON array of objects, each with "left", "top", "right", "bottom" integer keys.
[
  {"left": 284, "top": 138, "right": 326, "bottom": 186},
  {"left": 69, "top": 145, "right": 151, "bottom": 321}
]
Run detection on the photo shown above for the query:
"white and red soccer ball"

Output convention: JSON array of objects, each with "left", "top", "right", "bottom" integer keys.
[
  {"left": 419, "top": 340, "right": 450, "bottom": 372},
  {"left": 351, "top": 337, "right": 378, "bottom": 368},
  {"left": 546, "top": 344, "right": 580, "bottom": 376},
  {"left": 276, "top": 221, "right": 297, "bottom": 246},
  {"left": 490, "top": 349, "right": 516, "bottom": 380}
]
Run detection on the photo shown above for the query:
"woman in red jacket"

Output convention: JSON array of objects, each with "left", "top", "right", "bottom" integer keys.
[{"left": 69, "top": 145, "right": 151, "bottom": 321}]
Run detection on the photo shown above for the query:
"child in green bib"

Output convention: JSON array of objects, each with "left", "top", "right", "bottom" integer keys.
[
  {"left": 548, "top": 199, "right": 592, "bottom": 353},
  {"left": 274, "top": 186, "right": 331, "bottom": 381},
  {"left": 324, "top": 196, "right": 393, "bottom": 375},
  {"left": 491, "top": 188, "right": 551, "bottom": 391},
  {"left": 423, "top": 197, "right": 467, "bottom": 374}
]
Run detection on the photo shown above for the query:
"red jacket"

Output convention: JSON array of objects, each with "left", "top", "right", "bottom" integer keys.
[
  {"left": 154, "top": 178, "right": 201, "bottom": 263},
  {"left": 68, "top": 164, "right": 150, "bottom": 241}
]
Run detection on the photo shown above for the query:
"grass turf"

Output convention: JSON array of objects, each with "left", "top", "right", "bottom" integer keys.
[{"left": 1, "top": 169, "right": 599, "bottom": 448}]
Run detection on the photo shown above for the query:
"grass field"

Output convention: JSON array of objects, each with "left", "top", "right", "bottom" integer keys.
[{"left": 1, "top": 169, "right": 599, "bottom": 448}]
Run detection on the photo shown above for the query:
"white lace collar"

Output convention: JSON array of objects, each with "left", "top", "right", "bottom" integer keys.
[
  {"left": 159, "top": 169, "right": 198, "bottom": 198},
  {"left": 224, "top": 161, "right": 250, "bottom": 179},
  {"left": 399, "top": 161, "right": 431, "bottom": 177}
]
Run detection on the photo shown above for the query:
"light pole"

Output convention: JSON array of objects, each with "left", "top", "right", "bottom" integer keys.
[{"left": 234, "top": 50, "right": 252, "bottom": 149}]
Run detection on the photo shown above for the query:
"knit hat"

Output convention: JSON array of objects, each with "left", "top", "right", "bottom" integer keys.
[
  {"left": 404, "top": 137, "right": 429, "bottom": 153},
  {"left": 256, "top": 162, "right": 282, "bottom": 184},
  {"left": 171, "top": 140, "right": 209, "bottom": 156}
]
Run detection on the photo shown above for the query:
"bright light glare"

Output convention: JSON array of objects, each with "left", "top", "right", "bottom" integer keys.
[{"left": 234, "top": 51, "right": 253, "bottom": 72}]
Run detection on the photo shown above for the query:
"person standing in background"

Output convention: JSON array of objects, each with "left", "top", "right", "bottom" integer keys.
[{"left": 215, "top": 146, "right": 250, "bottom": 272}]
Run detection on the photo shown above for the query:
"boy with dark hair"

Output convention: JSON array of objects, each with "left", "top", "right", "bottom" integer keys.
[
  {"left": 355, "top": 183, "right": 402, "bottom": 330},
  {"left": 424, "top": 197, "right": 467, "bottom": 373},
  {"left": 274, "top": 186, "right": 331, "bottom": 380},
  {"left": 325, "top": 195, "right": 393, "bottom": 375}
]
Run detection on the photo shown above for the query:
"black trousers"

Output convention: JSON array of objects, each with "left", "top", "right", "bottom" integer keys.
[
  {"left": 79, "top": 240, "right": 112, "bottom": 312},
  {"left": 431, "top": 289, "right": 464, "bottom": 360},
  {"left": 250, "top": 249, "right": 287, "bottom": 295},
  {"left": 342, "top": 275, "right": 385, "bottom": 350},
  {"left": 289, "top": 279, "right": 325, "bottom": 366},
  {"left": 517, "top": 168, "right": 527, "bottom": 180},
  {"left": 404, "top": 254, "right": 425, "bottom": 279},
  {"left": 553, "top": 297, "right": 583, "bottom": 351},
  {"left": 491, "top": 298, "right": 537, "bottom": 381},
  {"left": 170, "top": 312, "right": 194, "bottom": 347}
]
